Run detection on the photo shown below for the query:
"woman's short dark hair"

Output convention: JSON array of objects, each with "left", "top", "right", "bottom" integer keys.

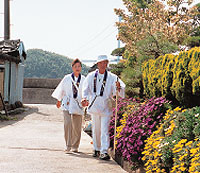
[{"left": 71, "top": 58, "right": 82, "bottom": 67}]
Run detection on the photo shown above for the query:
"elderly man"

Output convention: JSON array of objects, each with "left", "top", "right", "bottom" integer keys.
[{"left": 81, "top": 55, "right": 125, "bottom": 160}]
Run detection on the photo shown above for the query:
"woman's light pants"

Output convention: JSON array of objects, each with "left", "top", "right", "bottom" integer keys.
[{"left": 63, "top": 111, "right": 82, "bottom": 150}]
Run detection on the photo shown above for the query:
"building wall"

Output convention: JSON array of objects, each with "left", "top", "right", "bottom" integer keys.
[{"left": 0, "top": 69, "right": 4, "bottom": 110}]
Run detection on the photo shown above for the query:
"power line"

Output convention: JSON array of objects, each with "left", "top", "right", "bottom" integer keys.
[
  {"left": 67, "top": 20, "right": 116, "bottom": 55},
  {"left": 72, "top": 28, "right": 117, "bottom": 57},
  {"left": 73, "top": 29, "right": 117, "bottom": 56}
]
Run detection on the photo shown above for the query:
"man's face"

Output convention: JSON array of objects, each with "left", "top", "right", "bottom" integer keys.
[
  {"left": 97, "top": 60, "right": 108, "bottom": 71},
  {"left": 72, "top": 62, "right": 82, "bottom": 74}
]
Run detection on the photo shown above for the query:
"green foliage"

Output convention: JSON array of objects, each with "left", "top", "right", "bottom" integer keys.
[
  {"left": 121, "top": 66, "right": 143, "bottom": 97},
  {"left": 123, "top": 50, "right": 137, "bottom": 67},
  {"left": 185, "top": 36, "right": 200, "bottom": 48},
  {"left": 0, "top": 115, "right": 10, "bottom": 121},
  {"left": 110, "top": 60, "right": 143, "bottom": 98},
  {"left": 136, "top": 33, "right": 179, "bottom": 59},
  {"left": 25, "top": 49, "right": 89, "bottom": 78},
  {"left": 111, "top": 47, "right": 125, "bottom": 57},
  {"left": 142, "top": 106, "right": 200, "bottom": 172},
  {"left": 110, "top": 62, "right": 126, "bottom": 76},
  {"left": 128, "top": 0, "right": 152, "bottom": 8},
  {"left": 142, "top": 47, "right": 200, "bottom": 107},
  {"left": 184, "top": 24, "right": 200, "bottom": 48},
  {"left": 120, "top": 50, "right": 143, "bottom": 98},
  {"left": 0, "top": 114, "right": 16, "bottom": 121},
  {"left": 112, "top": 0, "right": 200, "bottom": 101}
]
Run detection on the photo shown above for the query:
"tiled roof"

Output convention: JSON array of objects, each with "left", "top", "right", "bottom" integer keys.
[{"left": 0, "top": 39, "right": 21, "bottom": 63}]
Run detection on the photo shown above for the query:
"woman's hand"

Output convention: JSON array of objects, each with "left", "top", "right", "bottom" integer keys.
[
  {"left": 81, "top": 98, "right": 89, "bottom": 107},
  {"left": 56, "top": 101, "right": 61, "bottom": 108}
]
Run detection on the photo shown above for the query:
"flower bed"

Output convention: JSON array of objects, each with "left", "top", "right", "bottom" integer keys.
[
  {"left": 109, "top": 97, "right": 170, "bottom": 169},
  {"left": 142, "top": 106, "right": 200, "bottom": 172}
]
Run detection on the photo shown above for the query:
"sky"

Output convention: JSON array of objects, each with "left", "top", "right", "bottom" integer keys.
[
  {"left": 0, "top": 0, "right": 126, "bottom": 65},
  {"left": 0, "top": 0, "right": 199, "bottom": 66}
]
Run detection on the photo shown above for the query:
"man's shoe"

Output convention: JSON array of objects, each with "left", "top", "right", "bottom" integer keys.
[
  {"left": 92, "top": 150, "right": 100, "bottom": 157},
  {"left": 99, "top": 153, "right": 110, "bottom": 160}
]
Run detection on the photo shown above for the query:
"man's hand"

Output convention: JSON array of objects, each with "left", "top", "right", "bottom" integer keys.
[
  {"left": 56, "top": 101, "right": 61, "bottom": 108},
  {"left": 116, "top": 81, "right": 121, "bottom": 92},
  {"left": 81, "top": 98, "right": 89, "bottom": 107}
]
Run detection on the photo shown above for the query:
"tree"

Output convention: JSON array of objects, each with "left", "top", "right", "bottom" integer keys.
[
  {"left": 25, "top": 49, "right": 89, "bottom": 78},
  {"left": 184, "top": 3, "right": 200, "bottom": 48},
  {"left": 110, "top": 0, "right": 199, "bottom": 98},
  {"left": 114, "top": 0, "right": 199, "bottom": 60},
  {"left": 111, "top": 47, "right": 125, "bottom": 57}
]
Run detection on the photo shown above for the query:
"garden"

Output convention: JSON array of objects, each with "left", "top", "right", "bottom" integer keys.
[{"left": 109, "top": 0, "right": 200, "bottom": 172}]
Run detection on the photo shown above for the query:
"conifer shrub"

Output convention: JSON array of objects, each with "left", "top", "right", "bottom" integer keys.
[{"left": 142, "top": 47, "right": 200, "bottom": 107}]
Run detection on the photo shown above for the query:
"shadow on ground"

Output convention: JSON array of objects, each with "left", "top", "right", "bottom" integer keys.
[
  {"left": 66, "top": 152, "right": 118, "bottom": 166},
  {"left": 0, "top": 105, "right": 39, "bottom": 128}
]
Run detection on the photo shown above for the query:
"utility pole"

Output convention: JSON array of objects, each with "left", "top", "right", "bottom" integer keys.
[
  {"left": 4, "top": 0, "right": 10, "bottom": 40},
  {"left": 117, "top": 16, "right": 122, "bottom": 63},
  {"left": 3, "top": 0, "right": 11, "bottom": 105}
]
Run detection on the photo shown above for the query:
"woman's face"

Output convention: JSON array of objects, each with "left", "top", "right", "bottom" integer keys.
[{"left": 72, "top": 62, "right": 82, "bottom": 75}]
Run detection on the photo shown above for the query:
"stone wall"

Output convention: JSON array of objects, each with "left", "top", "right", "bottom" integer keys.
[{"left": 23, "top": 78, "right": 61, "bottom": 104}]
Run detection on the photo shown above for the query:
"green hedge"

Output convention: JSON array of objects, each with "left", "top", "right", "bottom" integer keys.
[{"left": 142, "top": 47, "right": 200, "bottom": 107}]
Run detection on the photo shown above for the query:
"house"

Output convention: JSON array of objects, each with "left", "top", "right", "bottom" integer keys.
[{"left": 0, "top": 39, "right": 26, "bottom": 111}]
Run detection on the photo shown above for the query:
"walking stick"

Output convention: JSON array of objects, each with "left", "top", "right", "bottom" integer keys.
[
  {"left": 0, "top": 92, "right": 8, "bottom": 116},
  {"left": 113, "top": 77, "right": 119, "bottom": 156}
]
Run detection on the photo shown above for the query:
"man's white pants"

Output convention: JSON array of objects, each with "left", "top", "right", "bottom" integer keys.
[{"left": 91, "top": 114, "right": 111, "bottom": 154}]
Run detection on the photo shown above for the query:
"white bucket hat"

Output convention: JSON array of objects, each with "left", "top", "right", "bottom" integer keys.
[{"left": 96, "top": 55, "right": 109, "bottom": 64}]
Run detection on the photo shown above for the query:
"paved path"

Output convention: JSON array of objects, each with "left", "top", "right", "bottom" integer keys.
[{"left": 0, "top": 104, "right": 126, "bottom": 173}]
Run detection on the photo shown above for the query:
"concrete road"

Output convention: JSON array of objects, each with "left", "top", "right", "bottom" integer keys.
[{"left": 0, "top": 104, "right": 126, "bottom": 173}]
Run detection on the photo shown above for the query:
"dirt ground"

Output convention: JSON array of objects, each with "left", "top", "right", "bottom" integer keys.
[{"left": 0, "top": 104, "right": 126, "bottom": 173}]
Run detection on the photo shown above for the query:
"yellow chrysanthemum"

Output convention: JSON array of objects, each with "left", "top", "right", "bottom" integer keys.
[
  {"left": 185, "top": 141, "right": 193, "bottom": 147},
  {"left": 174, "top": 107, "right": 182, "bottom": 112}
]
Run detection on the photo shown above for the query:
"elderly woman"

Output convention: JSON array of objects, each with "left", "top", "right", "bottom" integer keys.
[{"left": 52, "top": 58, "right": 85, "bottom": 153}]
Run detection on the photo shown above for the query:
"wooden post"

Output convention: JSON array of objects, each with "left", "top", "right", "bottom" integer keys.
[{"left": 0, "top": 92, "right": 8, "bottom": 116}]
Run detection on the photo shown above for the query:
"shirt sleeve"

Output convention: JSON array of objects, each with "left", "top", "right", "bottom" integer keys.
[
  {"left": 51, "top": 76, "right": 68, "bottom": 101},
  {"left": 82, "top": 74, "right": 92, "bottom": 100}
]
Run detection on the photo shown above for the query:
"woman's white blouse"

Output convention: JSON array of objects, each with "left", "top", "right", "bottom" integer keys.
[{"left": 52, "top": 74, "right": 85, "bottom": 115}]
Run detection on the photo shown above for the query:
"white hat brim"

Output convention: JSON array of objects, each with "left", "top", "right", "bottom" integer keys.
[{"left": 96, "top": 59, "right": 109, "bottom": 64}]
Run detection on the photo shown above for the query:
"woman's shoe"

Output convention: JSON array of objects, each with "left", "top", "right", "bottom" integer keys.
[
  {"left": 72, "top": 148, "right": 78, "bottom": 153},
  {"left": 64, "top": 147, "right": 71, "bottom": 153}
]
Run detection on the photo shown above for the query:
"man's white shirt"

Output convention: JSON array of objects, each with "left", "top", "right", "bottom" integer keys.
[{"left": 82, "top": 70, "right": 125, "bottom": 116}]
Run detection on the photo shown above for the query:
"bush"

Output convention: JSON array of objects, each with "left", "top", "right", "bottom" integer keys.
[
  {"left": 142, "top": 106, "right": 200, "bottom": 172},
  {"left": 142, "top": 47, "right": 200, "bottom": 107},
  {"left": 110, "top": 60, "right": 143, "bottom": 98},
  {"left": 109, "top": 97, "right": 170, "bottom": 169}
]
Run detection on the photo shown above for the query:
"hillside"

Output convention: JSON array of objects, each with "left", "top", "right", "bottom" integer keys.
[{"left": 24, "top": 49, "right": 89, "bottom": 78}]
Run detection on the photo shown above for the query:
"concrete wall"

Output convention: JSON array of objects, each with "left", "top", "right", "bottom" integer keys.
[{"left": 23, "top": 78, "right": 61, "bottom": 104}]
